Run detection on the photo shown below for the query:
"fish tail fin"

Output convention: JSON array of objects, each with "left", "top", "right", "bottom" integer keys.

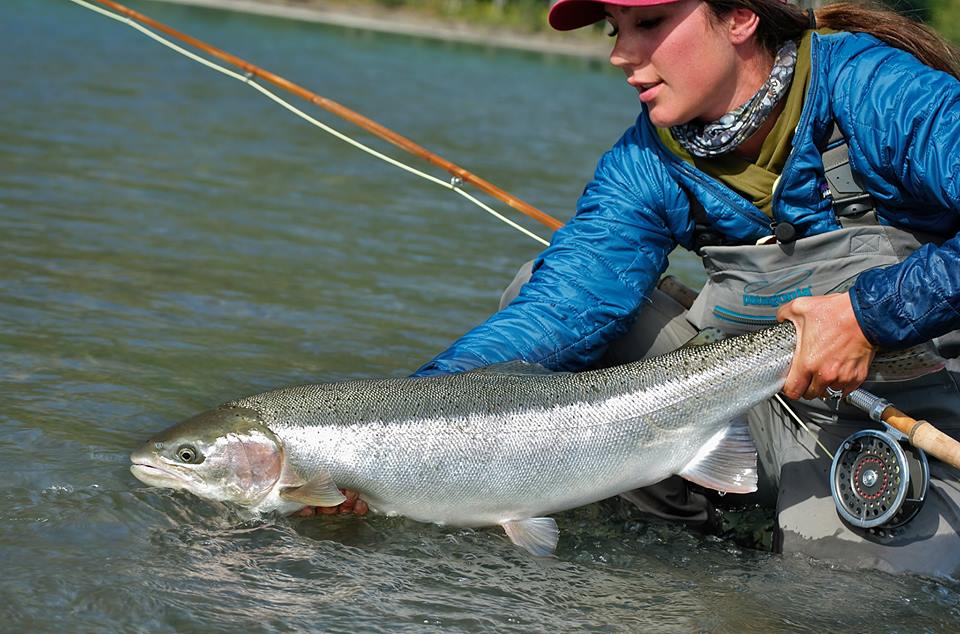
[
  {"left": 678, "top": 418, "right": 758, "bottom": 494},
  {"left": 868, "top": 343, "right": 946, "bottom": 382}
]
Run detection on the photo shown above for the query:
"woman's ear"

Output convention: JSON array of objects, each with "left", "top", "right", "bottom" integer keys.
[{"left": 727, "top": 8, "right": 761, "bottom": 45}]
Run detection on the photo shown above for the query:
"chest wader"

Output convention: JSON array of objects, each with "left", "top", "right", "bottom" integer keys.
[{"left": 681, "top": 126, "right": 960, "bottom": 577}]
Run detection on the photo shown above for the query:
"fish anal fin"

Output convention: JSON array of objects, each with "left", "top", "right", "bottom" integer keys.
[
  {"left": 501, "top": 517, "right": 558, "bottom": 557},
  {"left": 678, "top": 418, "right": 758, "bottom": 494},
  {"left": 280, "top": 471, "right": 346, "bottom": 507}
]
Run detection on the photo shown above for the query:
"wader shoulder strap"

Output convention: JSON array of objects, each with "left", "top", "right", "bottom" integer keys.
[{"left": 821, "top": 122, "right": 877, "bottom": 225}]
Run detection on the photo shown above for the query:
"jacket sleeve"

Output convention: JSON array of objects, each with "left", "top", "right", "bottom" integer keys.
[
  {"left": 833, "top": 37, "right": 960, "bottom": 348},
  {"left": 414, "top": 135, "right": 680, "bottom": 376}
]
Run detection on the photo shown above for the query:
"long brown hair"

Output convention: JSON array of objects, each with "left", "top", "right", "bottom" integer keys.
[{"left": 705, "top": 0, "right": 960, "bottom": 79}]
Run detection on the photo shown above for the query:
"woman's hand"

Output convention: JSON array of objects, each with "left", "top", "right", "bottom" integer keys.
[
  {"left": 776, "top": 293, "right": 877, "bottom": 400},
  {"left": 293, "top": 489, "right": 368, "bottom": 517}
]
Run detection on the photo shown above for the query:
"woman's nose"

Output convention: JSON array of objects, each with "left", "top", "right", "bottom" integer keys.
[{"left": 609, "top": 37, "right": 642, "bottom": 72}]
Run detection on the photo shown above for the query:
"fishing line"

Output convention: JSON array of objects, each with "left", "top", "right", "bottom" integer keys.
[
  {"left": 67, "top": 0, "right": 553, "bottom": 247},
  {"left": 774, "top": 394, "right": 834, "bottom": 460}
]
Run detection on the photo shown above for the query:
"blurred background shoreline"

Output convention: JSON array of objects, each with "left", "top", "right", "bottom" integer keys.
[
  {"left": 145, "top": 0, "right": 613, "bottom": 58},
  {"left": 147, "top": 0, "right": 959, "bottom": 51}
]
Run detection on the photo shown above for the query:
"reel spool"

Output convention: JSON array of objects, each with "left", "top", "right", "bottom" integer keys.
[{"left": 829, "top": 429, "right": 929, "bottom": 530}]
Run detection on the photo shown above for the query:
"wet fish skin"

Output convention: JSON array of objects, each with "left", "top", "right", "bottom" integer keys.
[{"left": 131, "top": 322, "right": 799, "bottom": 554}]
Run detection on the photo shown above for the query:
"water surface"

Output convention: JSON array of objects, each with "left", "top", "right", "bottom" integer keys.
[{"left": 3, "top": 1, "right": 959, "bottom": 631}]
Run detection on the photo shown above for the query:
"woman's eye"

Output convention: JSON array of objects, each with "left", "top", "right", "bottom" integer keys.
[{"left": 606, "top": 17, "right": 662, "bottom": 37}]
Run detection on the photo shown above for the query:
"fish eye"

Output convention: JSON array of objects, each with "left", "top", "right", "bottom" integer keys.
[{"left": 176, "top": 445, "right": 202, "bottom": 464}]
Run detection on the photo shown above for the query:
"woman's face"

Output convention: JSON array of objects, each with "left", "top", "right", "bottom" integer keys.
[{"left": 606, "top": 0, "right": 755, "bottom": 127}]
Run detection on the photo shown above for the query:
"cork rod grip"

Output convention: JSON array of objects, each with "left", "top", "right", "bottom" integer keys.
[
  {"left": 883, "top": 406, "right": 960, "bottom": 469},
  {"left": 908, "top": 421, "right": 960, "bottom": 470}
]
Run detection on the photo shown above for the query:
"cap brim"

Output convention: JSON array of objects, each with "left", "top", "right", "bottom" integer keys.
[
  {"left": 547, "top": 0, "right": 606, "bottom": 31},
  {"left": 548, "top": 0, "right": 682, "bottom": 32}
]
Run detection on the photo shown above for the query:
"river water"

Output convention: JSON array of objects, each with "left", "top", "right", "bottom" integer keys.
[{"left": 3, "top": 1, "right": 959, "bottom": 631}]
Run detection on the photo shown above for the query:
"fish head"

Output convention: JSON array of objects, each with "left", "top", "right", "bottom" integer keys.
[{"left": 130, "top": 407, "right": 284, "bottom": 507}]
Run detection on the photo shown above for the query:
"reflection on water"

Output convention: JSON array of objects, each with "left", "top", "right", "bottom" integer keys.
[{"left": 2, "top": 0, "right": 958, "bottom": 631}]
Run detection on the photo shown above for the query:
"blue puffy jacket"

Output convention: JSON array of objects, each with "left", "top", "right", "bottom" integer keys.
[{"left": 415, "top": 31, "right": 960, "bottom": 377}]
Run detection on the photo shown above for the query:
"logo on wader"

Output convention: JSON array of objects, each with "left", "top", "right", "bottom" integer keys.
[{"left": 742, "top": 270, "right": 814, "bottom": 307}]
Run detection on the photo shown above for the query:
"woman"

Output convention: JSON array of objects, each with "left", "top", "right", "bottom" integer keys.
[{"left": 412, "top": 0, "right": 960, "bottom": 576}]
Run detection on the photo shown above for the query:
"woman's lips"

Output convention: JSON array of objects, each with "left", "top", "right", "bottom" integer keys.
[{"left": 638, "top": 81, "right": 663, "bottom": 103}]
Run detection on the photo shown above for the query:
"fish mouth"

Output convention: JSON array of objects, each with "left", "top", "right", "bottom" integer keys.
[{"left": 130, "top": 462, "right": 190, "bottom": 489}]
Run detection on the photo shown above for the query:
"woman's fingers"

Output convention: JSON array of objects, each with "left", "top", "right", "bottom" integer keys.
[{"left": 777, "top": 293, "right": 876, "bottom": 401}]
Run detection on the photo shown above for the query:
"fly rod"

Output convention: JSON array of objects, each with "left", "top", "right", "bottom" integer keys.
[{"left": 74, "top": 0, "right": 564, "bottom": 235}]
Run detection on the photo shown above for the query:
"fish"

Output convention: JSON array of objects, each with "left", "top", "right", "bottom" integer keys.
[{"left": 129, "top": 322, "right": 817, "bottom": 556}]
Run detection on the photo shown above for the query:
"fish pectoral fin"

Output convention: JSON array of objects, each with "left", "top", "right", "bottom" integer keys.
[
  {"left": 501, "top": 517, "right": 559, "bottom": 557},
  {"left": 678, "top": 417, "right": 758, "bottom": 494},
  {"left": 279, "top": 471, "right": 347, "bottom": 507}
]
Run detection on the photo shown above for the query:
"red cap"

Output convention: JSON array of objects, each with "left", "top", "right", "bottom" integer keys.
[{"left": 548, "top": 0, "right": 681, "bottom": 31}]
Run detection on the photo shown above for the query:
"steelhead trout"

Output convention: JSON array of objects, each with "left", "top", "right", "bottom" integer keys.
[{"left": 132, "top": 323, "right": 802, "bottom": 555}]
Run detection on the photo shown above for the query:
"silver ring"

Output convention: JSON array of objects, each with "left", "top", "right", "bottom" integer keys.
[{"left": 824, "top": 386, "right": 843, "bottom": 400}]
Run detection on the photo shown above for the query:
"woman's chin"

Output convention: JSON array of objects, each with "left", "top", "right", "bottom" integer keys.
[{"left": 645, "top": 105, "right": 684, "bottom": 129}]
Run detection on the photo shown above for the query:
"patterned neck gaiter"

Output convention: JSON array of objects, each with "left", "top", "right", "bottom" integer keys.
[{"left": 670, "top": 40, "right": 798, "bottom": 158}]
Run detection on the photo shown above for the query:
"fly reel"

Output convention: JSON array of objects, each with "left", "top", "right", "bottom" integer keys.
[{"left": 829, "top": 428, "right": 929, "bottom": 530}]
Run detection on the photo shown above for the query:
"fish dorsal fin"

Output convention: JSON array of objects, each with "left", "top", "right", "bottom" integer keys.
[
  {"left": 467, "top": 361, "right": 560, "bottom": 377},
  {"left": 680, "top": 327, "right": 726, "bottom": 349},
  {"left": 280, "top": 471, "right": 347, "bottom": 507},
  {"left": 678, "top": 418, "right": 757, "bottom": 494},
  {"left": 501, "top": 517, "right": 559, "bottom": 556}
]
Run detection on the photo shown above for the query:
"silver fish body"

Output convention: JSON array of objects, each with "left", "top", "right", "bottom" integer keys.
[{"left": 132, "top": 322, "right": 798, "bottom": 553}]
